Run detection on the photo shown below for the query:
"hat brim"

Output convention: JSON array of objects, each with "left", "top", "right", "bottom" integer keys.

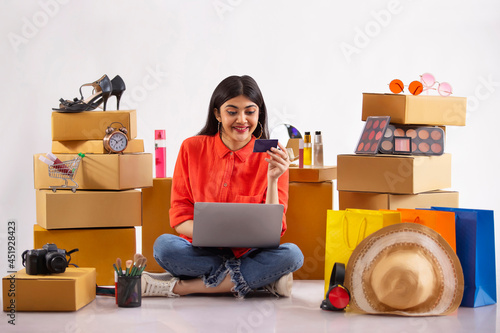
[{"left": 345, "top": 223, "right": 464, "bottom": 316}]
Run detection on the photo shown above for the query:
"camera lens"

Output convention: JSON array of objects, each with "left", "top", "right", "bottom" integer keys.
[{"left": 46, "top": 253, "right": 67, "bottom": 273}]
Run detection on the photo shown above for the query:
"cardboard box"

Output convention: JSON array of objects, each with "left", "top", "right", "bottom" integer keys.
[
  {"left": 33, "top": 225, "right": 136, "bottom": 286},
  {"left": 3, "top": 268, "right": 95, "bottom": 312},
  {"left": 339, "top": 190, "right": 459, "bottom": 210},
  {"left": 36, "top": 190, "right": 142, "bottom": 229},
  {"left": 362, "top": 93, "right": 467, "bottom": 126},
  {"left": 282, "top": 181, "right": 333, "bottom": 280},
  {"left": 51, "top": 110, "right": 137, "bottom": 141},
  {"left": 289, "top": 166, "right": 337, "bottom": 183},
  {"left": 52, "top": 139, "right": 144, "bottom": 154},
  {"left": 142, "top": 178, "right": 177, "bottom": 272},
  {"left": 34, "top": 153, "right": 153, "bottom": 190},
  {"left": 337, "top": 154, "right": 452, "bottom": 194}
]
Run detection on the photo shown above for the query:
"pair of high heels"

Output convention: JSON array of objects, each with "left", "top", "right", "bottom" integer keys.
[{"left": 53, "top": 74, "right": 126, "bottom": 112}]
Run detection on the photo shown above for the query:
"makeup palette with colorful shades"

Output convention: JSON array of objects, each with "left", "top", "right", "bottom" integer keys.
[
  {"left": 379, "top": 125, "right": 445, "bottom": 155},
  {"left": 355, "top": 116, "right": 391, "bottom": 154}
]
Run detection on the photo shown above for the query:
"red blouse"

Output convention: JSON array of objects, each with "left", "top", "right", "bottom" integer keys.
[{"left": 169, "top": 134, "right": 289, "bottom": 257}]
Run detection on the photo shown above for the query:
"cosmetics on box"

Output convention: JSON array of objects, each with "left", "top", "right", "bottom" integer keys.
[
  {"left": 379, "top": 125, "right": 445, "bottom": 156},
  {"left": 355, "top": 116, "right": 391, "bottom": 154}
]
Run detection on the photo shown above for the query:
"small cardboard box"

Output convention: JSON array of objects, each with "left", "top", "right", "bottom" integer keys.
[
  {"left": 337, "top": 154, "right": 452, "bottom": 194},
  {"left": 142, "top": 178, "right": 177, "bottom": 272},
  {"left": 33, "top": 225, "right": 136, "bottom": 286},
  {"left": 52, "top": 139, "right": 144, "bottom": 154},
  {"left": 3, "top": 268, "right": 95, "bottom": 312},
  {"left": 362, "top": 93, "right": 467, "bottom": 126},
  {"left": 34, "top": 153, "right": 153, "bottom": 190},
  {"left": 339, "top": 190, "right": 459, "bottom": 210},
  {"left": 282, "top": 181, "right": 334, "bottom": 279},
  {"left": 36, "top": 189, "right": 142, "bottom": 229},
  {"left": 51, "top": 110, "right": 137, "bottom": 141},
  {"left": 289, "top": 166, "right": 337, "bottom": 183}
]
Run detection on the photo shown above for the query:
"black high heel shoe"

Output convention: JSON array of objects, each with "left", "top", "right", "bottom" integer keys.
[
  {"left": 110, "top": 75, "right": 126, "bottom": 110},
  {"left": 53, "top": 74, "right": 112, "bottom": 112}
]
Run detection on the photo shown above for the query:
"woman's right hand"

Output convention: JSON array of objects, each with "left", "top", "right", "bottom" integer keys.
[{"left": 174, "top": 219, "right": 194, "bottom": 238}]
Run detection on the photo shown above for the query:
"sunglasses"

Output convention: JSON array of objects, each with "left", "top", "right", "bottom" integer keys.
[{"left": 389, "top": 73, "right": 452, "bottom": 97}]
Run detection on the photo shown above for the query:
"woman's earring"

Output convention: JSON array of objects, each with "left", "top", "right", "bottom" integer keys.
[
  {"left": 218, "top": 121, "right": 221, "bottom": 133},
  {"left": 255, "top": 122, "right": 263, "bottom": 140}
]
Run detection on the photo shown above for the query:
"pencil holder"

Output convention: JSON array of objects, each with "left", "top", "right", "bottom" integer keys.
[{"left": 117, "top": 275, "right": 141, "bottom": 307}]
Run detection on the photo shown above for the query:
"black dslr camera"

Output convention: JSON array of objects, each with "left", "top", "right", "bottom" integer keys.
[{"left": 22, "top": 243, "right": 78, "bottom": 275}]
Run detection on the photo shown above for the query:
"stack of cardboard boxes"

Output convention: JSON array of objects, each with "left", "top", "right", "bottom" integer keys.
[
  {"left": 32, "top": 110, "right": 152, "bottom": 286},
  {"left": 338, "top": 93, "right": 467, "bottom": 210}
]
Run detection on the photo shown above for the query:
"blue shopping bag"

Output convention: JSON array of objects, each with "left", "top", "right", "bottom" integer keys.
[{"left": 431, "top": 207, "right": 496, "bottom": 307}]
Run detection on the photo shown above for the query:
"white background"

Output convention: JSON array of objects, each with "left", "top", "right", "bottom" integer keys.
[{"left": 1, "top": 0, "right": 499, "bottom": 297}]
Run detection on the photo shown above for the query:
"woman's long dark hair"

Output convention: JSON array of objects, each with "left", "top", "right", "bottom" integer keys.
[{"left": 197, "top": 75, "right": 269, "bottom": 139}]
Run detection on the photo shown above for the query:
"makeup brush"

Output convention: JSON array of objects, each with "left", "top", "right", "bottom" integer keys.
[
  {"left": 116, "top": 258, "right": 123, "bottom": 276},
  {"left": 137, "top": 257, "right": 148, "bottom": 275},
  {"left": 132, "top": 258, "right": 145, "bottom": 276},
  {"left": 125, "top": 260, "right": 133, "bottom": 276},
  {"left": 130, "top": 253, "right": 141, "bottom": 276}
]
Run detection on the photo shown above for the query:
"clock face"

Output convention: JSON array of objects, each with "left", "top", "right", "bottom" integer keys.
[{"left": 109, "top": 132, "right": 128, "bottom": 152}]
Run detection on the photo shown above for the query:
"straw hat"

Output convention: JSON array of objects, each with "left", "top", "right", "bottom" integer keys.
[{"left": 344, "top": 223, "right": 464, "bottom": 316}]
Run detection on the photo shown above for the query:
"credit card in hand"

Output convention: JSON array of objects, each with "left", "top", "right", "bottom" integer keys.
[{"left": 253, "top": 139, "right": 279, "bottom": 153}]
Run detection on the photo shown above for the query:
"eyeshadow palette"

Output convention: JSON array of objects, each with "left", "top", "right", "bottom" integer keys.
[
  {"left": 379, "top": 125, "right": 445, "bottom": 155},
  {"left": 355, "top": 116, "right": 391, "bottom": 154}
]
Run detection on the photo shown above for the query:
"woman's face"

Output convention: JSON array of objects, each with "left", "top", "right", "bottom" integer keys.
[{"left": 215, "top": 95, "right": 260, "bottom": 151}]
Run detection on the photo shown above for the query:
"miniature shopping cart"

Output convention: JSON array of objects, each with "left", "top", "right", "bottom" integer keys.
[{"left": 48, "top": 153, "right": 85, "bottom": 192}]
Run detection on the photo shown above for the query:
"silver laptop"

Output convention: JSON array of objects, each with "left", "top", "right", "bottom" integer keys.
[{"left": 192, "top": 202, "right": 284, "bottom": 248}]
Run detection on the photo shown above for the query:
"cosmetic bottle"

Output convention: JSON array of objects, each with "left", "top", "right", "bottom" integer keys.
[
  {"left": 155, "top": 130, "right": 166, "bottom": 178},
  {"left": 299, "top": 139, "right": 304, "bottom": 168},
  {"left": 314, "top": 131, "right": 324, "bottom": 166},
  {"left": 304, "top": 132, "right": 312, "bottom": 166}
]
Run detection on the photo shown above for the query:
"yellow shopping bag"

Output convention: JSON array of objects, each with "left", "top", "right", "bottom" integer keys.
[{"left": 324, "top": 209, "right": 401, "bottom": 294}]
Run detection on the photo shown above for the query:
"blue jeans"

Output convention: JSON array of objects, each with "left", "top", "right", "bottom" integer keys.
[{"left": 153, "top": 234, "right": 304, "bottom": 297}]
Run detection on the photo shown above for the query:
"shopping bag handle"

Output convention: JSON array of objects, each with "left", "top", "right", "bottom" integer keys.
[{"left": 342, "top": 215, "right": 367, "bottom": 251}]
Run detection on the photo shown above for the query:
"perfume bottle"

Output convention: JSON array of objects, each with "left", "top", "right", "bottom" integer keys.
[
  {"left": 304, "top": 132, "right": 312, "bottom": 166},
  {"left": 314, "top": 131, "right": 324, "bottom": 166},
  {"left": 155, "top": 130, "right": 166, "bottom": 178}
]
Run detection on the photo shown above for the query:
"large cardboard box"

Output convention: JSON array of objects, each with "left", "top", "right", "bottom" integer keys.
[
  {"left": 52, "top": 139, "right": 144, "bottom": 154},
  {"left": 289, "top": 166, "right": 337, "bottom": 182},
  {"left": 33, "top": 225, "right": 136, "bottom": 286},
  {"left": 36, "top": 190, "right": 142, "bottom": 229},
  {"left": 339, "top": 190, "right": 459, "bottom": 210},
  {"left": 337, "top": 154, "right": 452, "bottom": 194},
  {"left": 282, "top": 181, "right": 333, "bottom": 280},
  {"left": 142, "top": 178, "right": 177, "bottom": 272},
  {"left": 3, "top": 268, "right": 95, "bottom": 312},
  {"left": 34, "top": 153, "right": 152, "bottom": 190},
  {"left": 362, "top": 93, "right": 467, "bottom": 126},
  {"left": 51, "top": 110, "right": 137, "bottom": 141}
]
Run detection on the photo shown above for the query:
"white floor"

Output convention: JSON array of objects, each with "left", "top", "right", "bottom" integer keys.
[{"left": 2, "top": 280, "right": 498, "bottom": 333}]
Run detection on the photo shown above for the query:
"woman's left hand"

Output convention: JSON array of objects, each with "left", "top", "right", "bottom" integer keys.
[{"left": 265, "top": 142, "right": 290, "bottom": 182}]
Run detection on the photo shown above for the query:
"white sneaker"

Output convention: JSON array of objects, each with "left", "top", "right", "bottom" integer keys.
[
  {"left": 141, "top": 271, "right": 180, "bottom": 297},
  {"left": 264, "top": 272, "right": 293, "bottom": 297}
]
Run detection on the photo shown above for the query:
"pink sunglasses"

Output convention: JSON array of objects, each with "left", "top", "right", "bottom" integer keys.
[{"left": 420, "top": 73, "right": 453, "bottom": 97}]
